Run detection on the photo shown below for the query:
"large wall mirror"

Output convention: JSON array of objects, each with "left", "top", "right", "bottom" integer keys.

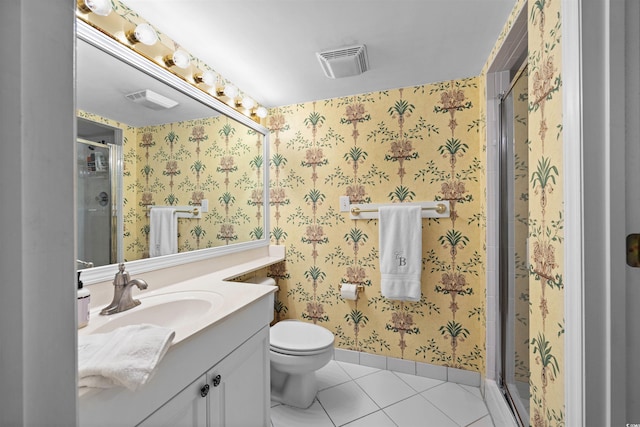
[{"left": 77, "top": 20, "right": 270, "bottom": 284}]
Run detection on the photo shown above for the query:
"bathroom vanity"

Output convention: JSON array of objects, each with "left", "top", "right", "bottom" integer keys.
[{"left": 78, "top": 246, "right": 284, "bottom": 427}]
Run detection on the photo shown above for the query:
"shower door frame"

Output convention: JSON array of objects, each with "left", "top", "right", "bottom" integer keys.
[{"left": 497, "top": 61, "right": 529, "bottom": 427}]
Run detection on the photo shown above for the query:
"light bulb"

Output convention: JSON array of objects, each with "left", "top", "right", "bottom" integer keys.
[
  {"left": 223, "top": 85, "right": 238, "bottom": 99},
  {"left": 241, "top": 97, "right": 256, "bottom": 110},
  {"left": 127, "top": 23, "right": 158, "bottom": 46},
  {"left": 77, "top": 0, "right": 112, "bottom": 16},
  {"left": 164, "top": 50, "right": 190, "bottom": 69},
  {"left": 195, "top": 71, "right": 217, "bottom": 87},
  {"left": 256, "top": 106, "right": 268, "bottom": 118}
]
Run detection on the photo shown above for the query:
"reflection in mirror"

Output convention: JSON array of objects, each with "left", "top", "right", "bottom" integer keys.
[
  {"left": 76, "top": 127, "right": 123, "bottom": 269},
  {"left": 76, "top": 21, "right": 269, "bottom": 282}
]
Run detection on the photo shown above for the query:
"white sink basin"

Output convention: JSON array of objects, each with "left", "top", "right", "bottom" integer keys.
[{"left": 81, "top": 291, "right": 224, "bottom": 343}]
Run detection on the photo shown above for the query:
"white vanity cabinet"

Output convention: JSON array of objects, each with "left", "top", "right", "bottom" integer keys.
[
  {"left": 137, "top": 375, "right": 208, "bottom": 427},
  {"left": 80, "top": 289, "right": 275, "bottom": 427},
  {"left": 207, "top": 326, "right": 270, "bottom": 427},
  {"left": 139, "top": 327, "right": 270, "bottom": 427},
  {"left": 138, "top": 326, "right": 270, "bottom": 427}
]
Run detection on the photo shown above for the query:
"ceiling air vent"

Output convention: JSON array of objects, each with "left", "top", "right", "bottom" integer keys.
[
  {"left": 316, "top": 44, "right": 369, "bottom": 79},
  {"left": 125, "top": 89, "right": 179, "bottom": 110}
]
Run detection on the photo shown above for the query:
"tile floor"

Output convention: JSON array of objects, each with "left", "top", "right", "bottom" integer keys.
[{"left": 270, "top": 360, "right": 495, "bottom": 427}]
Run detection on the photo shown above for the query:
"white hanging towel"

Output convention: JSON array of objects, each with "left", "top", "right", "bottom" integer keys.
[
  {"left": 149, "top": 207, "right": 178, "bottom": 257},
  {"left": 378, "top": 205, "right": 422, "bottom": 301}
]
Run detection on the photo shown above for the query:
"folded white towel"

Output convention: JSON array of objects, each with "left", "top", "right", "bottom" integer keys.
[
  {"left": 149, "top": 207, "right": 178, "bottom": 257},
  {"left": 379, "top": 205, "right": 423, "bottom": 301},
  {"left": 78, "top": 324, "right": 175, "bottom": 393}
]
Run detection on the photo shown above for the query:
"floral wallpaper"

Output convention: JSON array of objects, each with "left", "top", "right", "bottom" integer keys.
[
  {"left": 133, "top": 116, "right": 263, "bottom": 258},
  {"left": 78, "top": 111, "right": 264, "bottom": 261},
  {"left": 266, "top": 80, "right": 486, "bottom": 372},
  {"left": 481, "top": 0, "right": 565, "bottom": 425},
  {"left": 527, "top": 0, "right": 564, "bottom": 425},
  {"left": 79, "top": 0, "right": 568, "bottom": 421}
]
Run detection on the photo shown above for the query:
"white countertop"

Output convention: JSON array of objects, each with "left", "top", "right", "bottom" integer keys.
[{"left": 79, "top": 245, "right": 284, "bottom": 345}]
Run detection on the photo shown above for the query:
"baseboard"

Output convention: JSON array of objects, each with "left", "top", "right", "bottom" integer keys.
[{"left": 484, "top": 379, "right": 519, "bottom": 427}]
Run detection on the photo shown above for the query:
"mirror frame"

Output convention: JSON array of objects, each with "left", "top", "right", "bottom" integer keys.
[{"left": 77, "top": 19, "right": 270, "bottom": 285}]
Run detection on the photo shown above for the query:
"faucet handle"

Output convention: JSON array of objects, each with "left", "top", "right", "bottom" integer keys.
[{"left": 113, "top": 263, "right": 130, "bottom": 286}]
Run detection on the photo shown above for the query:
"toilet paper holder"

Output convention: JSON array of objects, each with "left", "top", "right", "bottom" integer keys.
[{"left": 338, "top": 283, "right": 365, "bottom": 293}]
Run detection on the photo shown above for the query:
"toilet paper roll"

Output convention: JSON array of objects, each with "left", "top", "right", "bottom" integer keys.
[{"left": 340, "top": 283, "right": 358, "bottom": 300}]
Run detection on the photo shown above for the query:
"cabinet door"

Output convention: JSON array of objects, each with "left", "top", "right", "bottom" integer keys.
[
  {"left": 207, "top": 326, "right": 270, "bottom": 427},
  {"left": 138, "top": 376, "right": 208, "bottom": 427}
]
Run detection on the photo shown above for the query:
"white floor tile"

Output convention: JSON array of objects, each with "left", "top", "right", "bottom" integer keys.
[
  {"left": 316, "top": 360, "right": 352, "bottom": 391},
  {"left": 394, "top": 370, "right": 445, "bottom": 392},
  {"left": 460, "top": 383, "right": 484, "bottom": 399},
  {"left": 422, "top": 382, "right": 489, "bottom": 426},
  {"left": 317, "top": 381, "right": 379, "bottom": 426},
  {"left": 468, "top": 414, "right": 496, "bottom": 426},
  {"left": 384, "top": 394, "right": 458, "bottom": 427},
  {"left": 341, "top": 410, "right": 396, "bottom": 427},
  {"left": 355, "top": 370, "right": 416, "bottom": 408},
  {"left": 270, "top": 361, "right": 494, "bottom": 427},
  {"left": 271, "top": 400, "right": 334, "bottom": 427},
  {"left": 336, "top": 360, "right": 380, "bottom": 379}
]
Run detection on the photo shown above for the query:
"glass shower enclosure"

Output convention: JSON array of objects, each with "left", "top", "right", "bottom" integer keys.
[
  {"left": 76, "top": 117, "right": 123, "bottom": 269},
  {"left": 498, "top": 62, "right": 530, "bottom": 426}
]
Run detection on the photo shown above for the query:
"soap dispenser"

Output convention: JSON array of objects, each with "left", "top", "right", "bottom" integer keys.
[{"left": 77, "top": 271, "right": 91, "bottom": 329}]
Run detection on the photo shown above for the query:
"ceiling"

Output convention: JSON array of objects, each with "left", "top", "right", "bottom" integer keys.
[
  {"left": 122, "top": 0, "right": 517, "bottom": 108},
  {"left": 77, "top": 38, "right": 217, "bottom": 128}
]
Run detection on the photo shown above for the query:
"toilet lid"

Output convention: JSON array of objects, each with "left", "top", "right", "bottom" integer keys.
[{"left": 270, "top": 320, "right": 334, "bottom": 354}]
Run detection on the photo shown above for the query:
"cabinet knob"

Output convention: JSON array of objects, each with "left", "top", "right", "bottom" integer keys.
[
  {"left": 200, "top": 384, "right": 210, "bottom": 397},
  {"left": 212, "top": 374, "right": 221, "bottom": 387}
]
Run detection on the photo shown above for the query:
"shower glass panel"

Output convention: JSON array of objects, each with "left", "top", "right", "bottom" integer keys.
[
  {"left": 499, "top": 63, "right": 529, "bottom": 426},
  {"left": 77, "top": 139, "right": 116, "bottom": 268}
]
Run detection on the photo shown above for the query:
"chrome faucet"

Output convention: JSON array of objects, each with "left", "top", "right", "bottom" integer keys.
[
  {"left": 100, "top": 263, "right": 148, "bottom": 315},
  {"left": 76, "top": 259, "right": 94, "bottom": 269}
]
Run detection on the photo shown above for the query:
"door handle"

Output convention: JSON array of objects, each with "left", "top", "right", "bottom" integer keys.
[
  {"left": 627, "top": 234, "right": 640, "bottom": 267},
  {"left": 212, "top": 374, "right": 221, "bottom": 387},
  {"left": 200, "top": 384, "right": 210, "bottom": 397}
]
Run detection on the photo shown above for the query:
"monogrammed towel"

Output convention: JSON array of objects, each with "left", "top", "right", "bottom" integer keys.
[{"left": 378, "top": 205, "right": 422, "bottom": 301}]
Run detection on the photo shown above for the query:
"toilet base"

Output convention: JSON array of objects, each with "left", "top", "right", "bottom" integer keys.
[{"left": 270, "top": 366, "right": 318, "bottom": 409}]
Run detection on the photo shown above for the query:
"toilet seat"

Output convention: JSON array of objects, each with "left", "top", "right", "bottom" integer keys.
[{"left": 270, "top": 320, "right": 334, "bottom": 356}]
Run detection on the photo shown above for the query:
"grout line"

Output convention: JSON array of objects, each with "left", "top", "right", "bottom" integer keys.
[
  {"left": 273, "top": 360, "right": 490, "bottom": 427},
  {"left": 415, "top": 392, "right": 463, "bottom": 427},
  {"left": 313, "top": 397, "right": 337, "bottom": 427}
]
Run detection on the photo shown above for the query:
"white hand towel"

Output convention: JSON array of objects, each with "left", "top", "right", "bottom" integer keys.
[
  {"left": 149, "top": 207, "right": 178, "bottom": 257},
  {"left": 78, "top": 324, "right": 175, "bottom": 393},
  {"left": 379, "top": 205, "right": 422, "bottom": 301}
]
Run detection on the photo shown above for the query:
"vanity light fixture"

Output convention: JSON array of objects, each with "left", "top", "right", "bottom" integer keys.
[
  {"left": 194, "top": 70, "right": 217, "bottom": 87},
  {"left": 163, "top": 50, "right": 190, "bottom": 69},
  {"left": 241, "top": 97, "right": 256, "bottom": 111},
  {"left": 126, "top": 23, "right": 158, "bottom": 46},
  {"left": 255, "top": 106, "right": 268, "bottom": 119},
  {"left": 223, "top": 84, "right": 238, "bottom": 99},
  {"left": 77, "top": 0, "right": 112, "bottom": 16}
]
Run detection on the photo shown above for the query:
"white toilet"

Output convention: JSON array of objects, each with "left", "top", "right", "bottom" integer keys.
[{"left": 269, "top": 320, "right": 335, "bottom": 409}]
